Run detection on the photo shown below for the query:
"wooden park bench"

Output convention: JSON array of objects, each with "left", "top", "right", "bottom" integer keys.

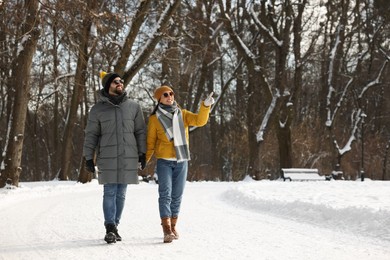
[{"left": 281, "top": 168, "right": 326, "bottom": 181}]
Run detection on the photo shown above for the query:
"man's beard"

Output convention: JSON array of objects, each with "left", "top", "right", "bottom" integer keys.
[{"left": 114, "top": 86, "right": 123, "bottom": 95}]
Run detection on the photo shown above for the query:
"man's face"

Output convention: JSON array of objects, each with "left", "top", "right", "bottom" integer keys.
[{"left": 109, "top": 77, "right": 124, "bottom": 96}]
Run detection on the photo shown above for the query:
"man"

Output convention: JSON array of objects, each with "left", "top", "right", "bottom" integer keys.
[{"left": 83, "top": 71, "right": 146, "bottom": 244}]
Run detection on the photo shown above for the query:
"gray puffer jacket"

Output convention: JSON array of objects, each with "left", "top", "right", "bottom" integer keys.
[{"left": 83, "top": 90, "right": 146, "bottom": 184}]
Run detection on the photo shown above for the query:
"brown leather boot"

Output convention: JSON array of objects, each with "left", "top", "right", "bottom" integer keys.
[
  {"left": 171, "top": 216, "right": 179, "bottom": 239},
  {"left": 161, "top": 217, "right": 174, "bottom": 243}
]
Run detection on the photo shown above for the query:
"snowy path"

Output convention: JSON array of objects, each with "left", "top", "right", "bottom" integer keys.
[{"left": 0, "top": 180, "right": 389, "bottom": 260}]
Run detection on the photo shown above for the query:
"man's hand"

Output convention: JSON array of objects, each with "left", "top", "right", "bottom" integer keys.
[
  {"left": 138, "top": 154, "right": 146, "bottom": 170},
  {"left": 85, "top": 159, "right": 95, "bottom": 173}
]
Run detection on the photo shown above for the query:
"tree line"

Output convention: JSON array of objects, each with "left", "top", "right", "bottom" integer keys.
[{"left": 0, "top": 0, "right": 389, "bottom": 187}]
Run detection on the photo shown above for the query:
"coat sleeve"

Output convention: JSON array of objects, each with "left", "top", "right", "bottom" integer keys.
[
  {"left": 134, "top": 103, "right": 147, "bottom": 155},
  {"left": 83, "top": 107, "right": 100, "bottom": 160},
  {"left": 146, "top": 116, "right": 158, "bottom": 163},
  {"left": 184, "top": 103, "right": 210, "bottom": 127}
]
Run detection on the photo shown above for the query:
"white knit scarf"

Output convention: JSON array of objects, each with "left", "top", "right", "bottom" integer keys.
[{"left": 156, "top": 103, "right": 190, "bottom": 162}]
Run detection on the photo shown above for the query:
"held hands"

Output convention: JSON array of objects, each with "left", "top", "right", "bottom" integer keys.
[
  {"left": 85, "top": 159, "right": 95, "bottom": 173},
  {"left": 138, "top": 153, "right": 146, "bottom": 170},
  {"left": 203, "top": 92, "right": 215, "bottom": 107}
]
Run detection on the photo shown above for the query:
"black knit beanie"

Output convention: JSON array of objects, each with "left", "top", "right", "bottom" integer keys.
[{"left": 100, "top": 71, "right": 120, "bottom": 93}]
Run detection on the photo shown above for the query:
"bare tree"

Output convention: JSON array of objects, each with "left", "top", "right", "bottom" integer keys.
[
  {"left": 320, "top": 0, "right": 389, "bottom": 178},
  {"left": 218, "top": 0, "right": 266, "bottom": 178},
  {"left": 59, "top": 0, "right": 100, "bottom": 180},
  {"left": 217, "top": 0, "right": 313, "bottom": 179},
  {"left": 0, "top": 0, "right": 41, "bottom": 187},
  {"left": 156, "top": 0, "right": 222, "bottom": 180},
  {"left": 119, "top": 0, "right": 182, "bottom": 83}
]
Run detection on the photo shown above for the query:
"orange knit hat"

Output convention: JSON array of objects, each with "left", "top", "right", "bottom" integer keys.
[{"left": 154, "top": 85, "right": 174, "bottom": 100}]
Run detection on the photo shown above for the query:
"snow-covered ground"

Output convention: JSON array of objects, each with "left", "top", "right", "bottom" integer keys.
[{"left": 0, "top": 178, "right": 389, "bottom": 260}]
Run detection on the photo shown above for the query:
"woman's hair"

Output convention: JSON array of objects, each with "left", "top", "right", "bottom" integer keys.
[{"left": 151, "top": 103, "right": 159, "bottom": 115}]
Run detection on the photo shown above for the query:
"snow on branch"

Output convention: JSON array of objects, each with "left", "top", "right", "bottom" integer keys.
[
  {"left": 236, "top": 35, "right": 256, "bottom": 60},
  {"left": 225, "top": 13, "right": 256, "bottom": 60},
  {"left": 358, "top": 60, "right": 388, "bottom": 99},
  {"left": 331, "top": 58, "right": 387, "bottom": 156},
  {"left": 126, "top": 0, "right": 178, "bottom": 72},
  {"left": 248, "top": 3, "right": 283, "bottom": 47},
  {"left": 17, "top": 34, "right": 31, "bottom": 56},
  {"left": 327, "top": 76, "right": 354, "bottom": 128},
  {"left": 337, "top": 109, "right": 362, "bottom": 156},
  {"left": 256, "top": 89, "right": 280, "bottom": 142},
  {"left": 379, "top": 47, "right": 390, "bottom": 61},
  {"left": 325, "top": 25, "right": 342, "bottom": 127}
]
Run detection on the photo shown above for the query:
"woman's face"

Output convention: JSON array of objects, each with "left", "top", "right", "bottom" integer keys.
[{"left": 159, "top": 91, "right": 175, "bottom": 105}]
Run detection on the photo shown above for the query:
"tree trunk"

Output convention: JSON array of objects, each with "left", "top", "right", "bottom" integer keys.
[
  {"left": 382, "top": 139, "right": 390, "bottom": 180},
  {"left": 59, "top": 2, "right": 97, "bottom": 180},
  {"left": 51, "top": 9, "right": 61, "bottom": 180},
  {"left": 276, "top": 102, "right": 293, "bottom": 169},
  {"left": 0, "top": 0, "right": 41, "bottom": 188}
]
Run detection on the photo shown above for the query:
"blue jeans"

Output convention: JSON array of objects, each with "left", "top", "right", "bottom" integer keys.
[
  {"left": 156, "top": 159, "right": 188, "bottom": 218},
  {"left": 103, "top": 183, "right": 127, "bottom": 226}
]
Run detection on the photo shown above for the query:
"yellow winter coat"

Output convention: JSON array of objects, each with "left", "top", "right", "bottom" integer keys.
[{"left": 146, "top": 103, "right": 210, "bottom": 162}]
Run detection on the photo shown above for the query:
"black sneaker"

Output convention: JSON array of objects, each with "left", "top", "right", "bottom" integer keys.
[
  {"left": 104, "top": 232, "right": 116, "bottom": 244},
  {"left": 114, "top": 229, "right": 122, "bottom": 241},
  {"left": 104, "top": 224, "right": 117, "bottom": 244}
]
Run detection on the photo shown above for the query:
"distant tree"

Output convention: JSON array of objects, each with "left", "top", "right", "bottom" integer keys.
[
  {"left": 0, "top": 0, "right": 41, "bottom": 188},
  {"left": 59, "top": 0, "right": 100, "bottom": 180},
  {"left": 218, "top": 0, "right": 266, "bottom": 178},
  {"left": 218, "top": 0, "right": 313, "bottom": 179},
  {"left": 156, "top": 0, "right": 222, "bottom": 181},
  {"left": 319, "top": 0, "right": 389, "bottom": 178},
  {"left": 118, "top": 0, "right": 182, "bottom": 83}
]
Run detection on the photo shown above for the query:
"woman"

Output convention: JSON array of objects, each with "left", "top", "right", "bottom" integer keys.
[{"left": 146, "top": 85, "right": 214, "bottom": 243}]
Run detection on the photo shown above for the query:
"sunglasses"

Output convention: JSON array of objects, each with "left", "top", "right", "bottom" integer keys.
[
  {"left": 112, "top": 79, "right": 124, "bottom": 85},
  {"left": 163, "top": 92, "right": 174, "bottom": 98}
]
